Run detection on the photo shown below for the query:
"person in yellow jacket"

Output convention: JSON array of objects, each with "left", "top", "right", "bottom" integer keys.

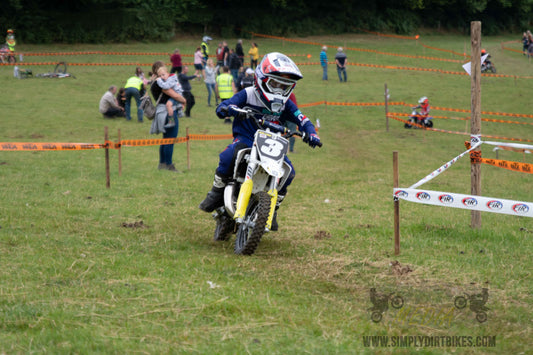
[
  {"left": 124, "top": 73, "right": 146, "bottom": 122},
  {"left": 6, "top": 29, "right": 16, "bottom": 52},
  {"left": 215, "top": 66, "right": 236, "bottom": 124},
  {"left": 248, "top": 42, "right": 259, "bottom": 69}
]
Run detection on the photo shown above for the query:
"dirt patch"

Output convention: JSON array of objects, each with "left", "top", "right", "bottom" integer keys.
[
  {"left": 314, "top": 230, "right": 331, "bottom": 240},
  {"left": 390, "top": 260, "right": 413, "bottom": 276},
  {"left": 30, "top": 133, "right": 45, "bottom": 139},
  {"left": 121, "top": 220, "right": 147, "bottom": 229}
]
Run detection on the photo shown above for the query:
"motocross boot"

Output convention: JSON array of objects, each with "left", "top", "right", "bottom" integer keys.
[
  {"left": 199, "top": 174, "right": 226, "bottom": 212},
  {"left": 270, "top": 194, "right": 285, "bottom": 232}
]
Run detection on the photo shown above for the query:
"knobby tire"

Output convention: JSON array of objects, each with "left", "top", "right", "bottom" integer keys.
[{"left": 234, "top": 191, "right": 271, "bottom": 255}]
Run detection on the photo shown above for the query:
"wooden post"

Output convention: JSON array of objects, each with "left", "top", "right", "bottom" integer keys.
[
  {"left": 118, "top": 128, "right": 122, "bottom": 176},
  {"left": 105, "top": 126, "right": 110, "bottom": 189},
  {"left": 186, "top": 127, "right": 190, "bottom": 170},
  {"left": 393, "top": 151, "right": 400, "bottom": 255},
  {"left": 385, "top": 83, "right": 389, "bottom": 132},
  {"left": 470, "top": 21, "right": 482, "bottom": 229}
]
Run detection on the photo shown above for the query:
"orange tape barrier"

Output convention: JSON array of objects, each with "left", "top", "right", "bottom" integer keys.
[
  {"left": 0, "top": 134, "right": 233, "bottom": 151},
  {"left": 501, "top": 40, "right": 523, "bottom": 54},
  {"left": 390, "top": 111, "right": 533, "bottom": 125},
  {"left": 387, "top": 114, "right": 533, "bottom": 143},
  {"left": 0, "top": 142, "right": 105, "bottom": 151},
  {"left": 8, "top": 51, "right": 194, "bottom": 57},
  {"left": 481, "top": 157, "right": 533, "bottom": 174}
]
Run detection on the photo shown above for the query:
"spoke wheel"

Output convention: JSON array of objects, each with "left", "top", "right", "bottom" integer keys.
[{"left": 234, "top": 191, "right": 271, "bottom": 255}]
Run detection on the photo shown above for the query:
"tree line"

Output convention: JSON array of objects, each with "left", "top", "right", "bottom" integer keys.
[{"left": 2, "top": 0, "right": 532, "bottom": 43}]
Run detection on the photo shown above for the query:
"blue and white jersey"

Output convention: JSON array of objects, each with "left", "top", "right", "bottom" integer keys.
[{"left": 216, "top": 87, "right": 317, "bottom": 140}]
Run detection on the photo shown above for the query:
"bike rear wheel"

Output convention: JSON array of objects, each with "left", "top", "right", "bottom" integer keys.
[{"left": 234, "top": 191, "right": 271, "bottom": 255}]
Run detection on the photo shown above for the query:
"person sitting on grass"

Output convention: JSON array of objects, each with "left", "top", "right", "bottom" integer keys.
[{"left": 156, "top": 66, "right": 185, "bottom": 128}]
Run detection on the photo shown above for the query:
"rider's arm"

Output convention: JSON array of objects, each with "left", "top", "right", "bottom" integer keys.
[
  {"left": 284, "top": 99, "right": 317, "bottom": 135},
  {"left": 215, "top": 90, "right": 248, "bottom": 119}
]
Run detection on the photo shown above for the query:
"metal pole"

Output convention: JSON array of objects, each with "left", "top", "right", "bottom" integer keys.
[
  {"left": 118, "top": 128, "right": 122, "bottom": 176},
  {"left": 393, "top": 151, "right": 400, "bottom": 255}
]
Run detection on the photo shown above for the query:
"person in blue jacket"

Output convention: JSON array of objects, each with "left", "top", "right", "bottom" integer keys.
[{"left": 199, "top": 52, "right": 321, "bottom": 230}]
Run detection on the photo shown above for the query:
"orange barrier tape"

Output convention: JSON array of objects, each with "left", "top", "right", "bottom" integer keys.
[
  {"left": 0, "top": 142, "right": 105, "bottom": 151},
  {"left": 389, "top": 111, "right": 533, "bottom": 125},
  {"left": 0, "top": 134, "right": 234, "bottom": 151},
  {"left": 10, "top": 51, "right": 194, "bottom": 57},
  {"left": 389, "top": 114, "right": 533, "bottom": 143},
  {"left": 481, "top": 158, "right": 533, "bottom": 174},
  {"left": 501, "top": 40, "right": 523, "bottom": 54}
]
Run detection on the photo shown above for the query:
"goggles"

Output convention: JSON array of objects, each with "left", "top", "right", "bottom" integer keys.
[{"left": 264, "top": 75, "right": 296, "bottom": 96}]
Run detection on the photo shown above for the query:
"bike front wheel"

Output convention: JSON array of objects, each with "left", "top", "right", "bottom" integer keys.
[{"left": 234, "top": 191, "right": 271, "bottom": 255}]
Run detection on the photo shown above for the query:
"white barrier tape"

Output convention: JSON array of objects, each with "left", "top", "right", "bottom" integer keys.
[
  {"left": 393, "top": 188, "right": 533, "bottom": 217},
  {"left": 409, "top": 142, "right": 481, "bottom": 189},
  {"left": 483, "top": 140, "right": 533, "bottom": 151}
]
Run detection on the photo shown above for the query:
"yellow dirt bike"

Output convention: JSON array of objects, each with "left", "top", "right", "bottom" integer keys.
[{"left": 211, "top": 107, "right": 322, "bottom": 255}]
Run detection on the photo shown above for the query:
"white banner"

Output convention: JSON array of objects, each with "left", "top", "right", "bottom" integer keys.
[{"left": 393, "top": 188, "right": 533, "bottom": 217}]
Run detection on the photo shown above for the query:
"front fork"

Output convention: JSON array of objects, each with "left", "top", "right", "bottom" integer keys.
[{"left": 233, "top": 161, "right": 278, "bottom": 231}]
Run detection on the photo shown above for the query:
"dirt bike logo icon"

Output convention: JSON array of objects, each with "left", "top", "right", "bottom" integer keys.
[
  {"left": 454, "top": 288, "right": 489, "bottom": 323},
  {"left": 369, "top": 288, "right": 404, "bottom": 323}
]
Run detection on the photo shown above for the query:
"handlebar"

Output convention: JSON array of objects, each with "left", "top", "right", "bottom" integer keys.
[{"left": 225, "top": 106, "right": 323, "bottom": 147}]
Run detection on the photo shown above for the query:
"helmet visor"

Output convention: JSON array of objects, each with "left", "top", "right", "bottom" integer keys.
[{"left": 265, "top": 76, "right": 296, "bottom": 96}]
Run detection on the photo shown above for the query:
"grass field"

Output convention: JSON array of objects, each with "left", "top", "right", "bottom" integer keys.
[{"left": 1, "top": 32, "right": 532, "bottom": 354}]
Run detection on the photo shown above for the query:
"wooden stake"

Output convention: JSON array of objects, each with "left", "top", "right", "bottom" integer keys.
[
  {"left": 186, "top": 127, "right": 190, "bottom": 170},
  {"left": 470, "top": 21, "right": 482, "bottom": 229},
  {"left": 393, "top": 151, "right": 400, "bottom": 255},
  {"left": 105, "top": 126, "right": 110, "bottom": 189},
  {"left": 385, "top": 83, "right": 389, "bottom": 132},
  {"left": 118, "top": 128, "right": 122, "bottom": 176}
]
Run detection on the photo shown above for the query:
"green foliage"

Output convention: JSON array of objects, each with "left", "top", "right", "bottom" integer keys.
[{"left": 1, "top": 0, "right": 532, "bottom": 43}]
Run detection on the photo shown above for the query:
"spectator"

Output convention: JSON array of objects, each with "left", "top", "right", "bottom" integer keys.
[
  {"left": 201, "top": 36, "right": 212, "bottom": 66},
  {"left": 335, "top": 47, "right": 347, "bottom": 82},
  {"left": 193, "top": 47, "right": 204, "bottom": 79},
  {"left": 99, "top": 85, "right": 124, "bottom": 118},
  {"left": 178, "top": 66, "right": 197, "bottom": 117},
  {"left": 149, "top": 60, "right": 187, "bottom": 172},
  {"left": 522, "top": 32, "right": 529, "bottom": 56},
  {"left": 222, "top": 41, "right": 230, "bottom": 66},
  {"left": 204, "top": 58, "right": 219, "bottom": 107},
  {"left": 116, "top": 87, "right": 126, "bottom": 110},
  {"left": 156, "top": 66, "right": 185, "bottom": 128},
  {"left": 235, "top": 39, "right": 245, "bottom": 66},
  {"left": 236, "top": 67, "right": 254, "bottom": 92},
  {"left": 528, "top": 30, "right": 533, "bottom": 59},
  {"left": 248, "top": 42, "right": 259, "bottom": 69},
  {"left": 320, "top": 46, "right": 328, "bottom": 80},
  {"left": 215, "top": 66, "right": 236, "bottom": 124},
  {"left": 135, "top": 66, "right": 149, "bottom": 89},
  {"left": 228, "top": 48, "right": 241, "bottom": 83},
  {"left": 170, "top": 48, "right": 182, "bottom": 74},
  {"left": 216, "top": 42, "right": 225, "bottom": 72},
  {"left": 124, "top": 71, "right": 146, "bottom": 122}
]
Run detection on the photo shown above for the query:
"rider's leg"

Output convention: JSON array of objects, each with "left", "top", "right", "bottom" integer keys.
[{"left": 199, "top": 139, "right": 250, "bottom": 212}]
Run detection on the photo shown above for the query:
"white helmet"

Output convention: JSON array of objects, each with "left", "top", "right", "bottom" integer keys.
[
  {"left": 254, "top": 52, "right": 302, "bottom": 113},
  {"left": 418, "top": 96, "right": 429, "bottom": 105},
  {"left": 202, "top": 36, "right": 212, "bottom": 42}
]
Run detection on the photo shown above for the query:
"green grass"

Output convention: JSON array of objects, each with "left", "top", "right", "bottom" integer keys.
[{"left": 1, "top": 33, "right": 532, "bottom": 354}]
